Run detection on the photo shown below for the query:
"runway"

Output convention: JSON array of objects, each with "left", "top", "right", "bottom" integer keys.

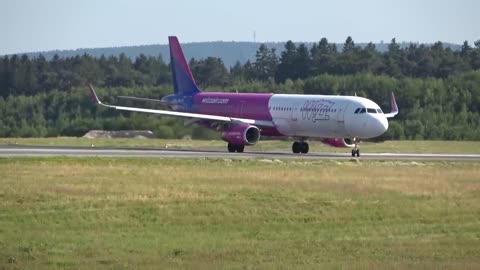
[{"left": 0, "top": 145, "right": 479, "bottom": 160}]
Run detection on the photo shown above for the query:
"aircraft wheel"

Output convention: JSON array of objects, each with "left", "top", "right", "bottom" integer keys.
[
  {"left": 228, "top": 143, "right": 245, "bottom": 153},
  {"left": 301, "top": 142, "right": 309, "bottom": 154},
  {"left": 236, "top": 145, "right": 245, "bottom": 153},
  {"left": 228, "top": 143, "right": 236, "bottom": 153},
  {"left": 351, "top": 149, "right": 356, "bottom": 157},
  {"left": 356, "top": 149, "right": 360, "bottom": 157},
  {"left": 292, "top": 142, "right": 300, "bottom": 154}
]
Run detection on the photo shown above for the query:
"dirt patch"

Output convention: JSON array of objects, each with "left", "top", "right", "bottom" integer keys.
[{"left": 83, "top": 130, "right": 155, "bottom": 139}]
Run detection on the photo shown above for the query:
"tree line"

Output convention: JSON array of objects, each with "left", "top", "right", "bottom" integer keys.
[
  {"left": 0, "top": 37, "right": 479, "bottom": 140},
  {"left": 0, "top": 72, "right": 479, "bottom": 140},
  {"left": 2, "top": 37, "right": 480, "bottom": 97},
  {"left": 240, "top": 37, "right": 480, "bottom": 84}
]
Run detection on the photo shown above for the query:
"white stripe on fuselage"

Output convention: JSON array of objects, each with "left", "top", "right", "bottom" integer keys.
[{"left": 268, "top": 94, "right": 387, "bottom": 139}]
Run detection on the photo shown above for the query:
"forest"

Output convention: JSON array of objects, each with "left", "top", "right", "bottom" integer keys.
[{"left": 0, "top": 37, "right": 479, "bottom": 140}]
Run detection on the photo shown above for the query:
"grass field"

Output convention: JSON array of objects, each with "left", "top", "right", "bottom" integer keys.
[
  {"left": 1, "top": 157, "right": 479, "bottom": 269},
  {"left": 1, "top": 137, "right": 480, "bottom": 154}
]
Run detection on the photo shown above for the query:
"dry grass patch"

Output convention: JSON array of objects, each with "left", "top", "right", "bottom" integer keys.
[{"left": 0, "top": 157, "right": 479, "bottom": 269}]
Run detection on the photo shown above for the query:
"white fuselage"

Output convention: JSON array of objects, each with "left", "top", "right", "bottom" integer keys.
[{"left": 268, "top": 94, "right": 389, "bottom": 139}]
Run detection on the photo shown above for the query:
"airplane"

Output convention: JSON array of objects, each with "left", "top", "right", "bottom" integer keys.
[{"left": 88, "top": 36, "right": 398, "bottom": 157}]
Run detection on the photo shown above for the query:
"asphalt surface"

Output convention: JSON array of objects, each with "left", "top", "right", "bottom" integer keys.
[{"left": 1, "top": 145, "right": 479, "bottom": 160}]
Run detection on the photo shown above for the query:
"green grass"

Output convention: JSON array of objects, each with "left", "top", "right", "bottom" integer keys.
[
  {"left": 1, "top": 137, "right": 480, "bottom": 154},
  {"left": 0, "top": 157, "right": 479, "bottom": 269}
]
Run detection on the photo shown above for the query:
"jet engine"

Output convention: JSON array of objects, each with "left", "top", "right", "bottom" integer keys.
[
  {"left": 222, "top": 124, "right": 260, "bottom": 145},
  {"left": 321, "top": 138, "right": 355, "bottom": 148}
]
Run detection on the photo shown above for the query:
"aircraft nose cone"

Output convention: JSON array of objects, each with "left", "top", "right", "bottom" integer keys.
[
  {"left": 365, "top": 116, "right": 389, "bottom": 138},
  {"left": 349, "top": 115, "right": 389, "bottom": 139},
  {"left": 375, "top": 116, "right": 389, "bottom": 135}
]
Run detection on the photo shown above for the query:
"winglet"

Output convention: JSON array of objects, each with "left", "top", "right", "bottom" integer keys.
[
  {"left": 385, "top": 92, "right": 398, "bottom": 118},
  {"left": 88, "top": 83, "right": 102, "bottom": 105}
]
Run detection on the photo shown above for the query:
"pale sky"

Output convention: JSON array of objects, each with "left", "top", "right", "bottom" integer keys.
[{"left": 1, "top": 0, "right": 479, "bottom": 55}]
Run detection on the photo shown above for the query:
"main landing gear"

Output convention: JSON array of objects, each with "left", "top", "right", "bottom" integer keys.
[
  {"left": 228, "top": 143, "right": 245, "bottom": 153},
  {"left": 351, "top": 137, "right": 360, "bottom": 157},
  {"left": 292, "top": 141, "right": 309, "bottom": 154}
]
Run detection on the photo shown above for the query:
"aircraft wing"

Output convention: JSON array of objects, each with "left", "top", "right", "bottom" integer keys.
[
  {"left": 117, "top": 95, "right": 169, "bottom": 104},
  {"left": 88, "top": 84, "right": 275, "bottom": 128}
]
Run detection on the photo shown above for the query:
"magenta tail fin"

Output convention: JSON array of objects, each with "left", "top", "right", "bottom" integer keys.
[{"left": 169, "top": 36, "right": 200, "bottom": 96}]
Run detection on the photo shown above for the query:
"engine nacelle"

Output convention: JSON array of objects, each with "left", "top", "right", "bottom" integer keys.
[
  {"left": 321, "top": 138, "right": 355, "bottom": 148},
  {"left": 222, "top": 124, "right": 260, "bottom": 145}
]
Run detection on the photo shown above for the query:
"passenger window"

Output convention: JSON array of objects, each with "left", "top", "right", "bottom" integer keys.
[
  {"left": 367, "top": 108, "right": 377, "bottom": 113},
  {"left": 354, "top": 108, "right": 360, "bottom": 114}
]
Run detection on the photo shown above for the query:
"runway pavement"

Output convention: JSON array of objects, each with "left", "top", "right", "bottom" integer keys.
[{"left": 1, "top": 145, "right": 479, "bottom": 160}]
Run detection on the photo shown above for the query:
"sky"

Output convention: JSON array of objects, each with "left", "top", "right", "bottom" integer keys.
[{"left": 2, "top": 0, "right": 479, "bottom": 55}]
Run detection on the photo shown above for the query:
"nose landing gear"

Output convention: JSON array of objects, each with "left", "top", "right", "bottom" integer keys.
[
  {"left": 292, "top": 141, "right": 309, "bottom": 154},
  {"left": 351, "top": 137, "right": 360, "bottom": 157}
]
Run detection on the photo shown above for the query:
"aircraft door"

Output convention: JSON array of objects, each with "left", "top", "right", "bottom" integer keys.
[
  {"left": 291, "top": 103, "right": 299, "bottom": 121},
  {"left": 335, "top": 102, "right": 349, "bottom": 136},
  {"left": 336, "top": 102, "right": 348, "bottom": 123},
  {"left": 238, "top": 100, "right": 246, "bottom": 118},
  {"left": 289, "top": 103, "right": 300, "bottom": 136}
]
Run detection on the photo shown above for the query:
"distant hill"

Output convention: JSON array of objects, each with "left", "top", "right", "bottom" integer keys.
[{"left": 7, "top": 41, "right": 461, "bottom": 68}]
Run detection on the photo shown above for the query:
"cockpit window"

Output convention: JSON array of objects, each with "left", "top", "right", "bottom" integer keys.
[
  {"left": 354, "top": 108, "right": 360, "bottom": 114},
  {"left": 359, "top": 108, "right": 366, "bottom": 114},
  {"left": 377, "top": 109, "right": 383, "bottom": 114},
  {"left": 367, "top": 108, "right": 377, "bottom": 113}
]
